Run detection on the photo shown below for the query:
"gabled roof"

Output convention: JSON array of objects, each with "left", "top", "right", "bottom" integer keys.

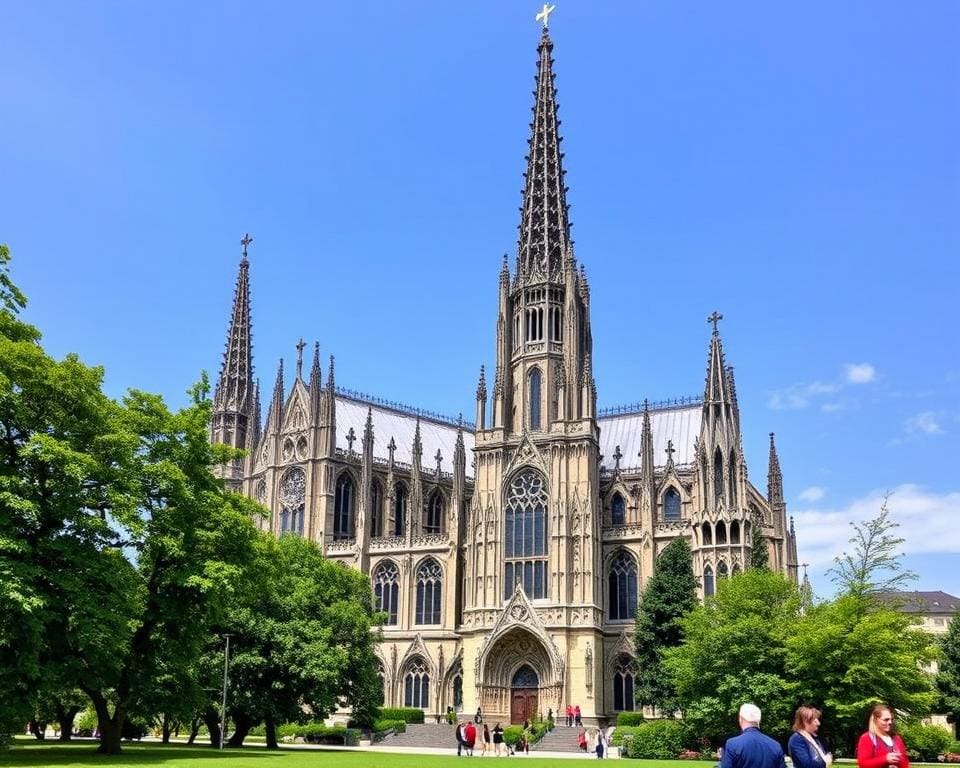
[{"left": 598, "top": 402, "right": 702, "bottom": 473}]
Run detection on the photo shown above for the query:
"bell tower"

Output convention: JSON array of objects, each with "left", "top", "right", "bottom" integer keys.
[{"left": 463, "top": 16, "right": 603, "bottom": 725}]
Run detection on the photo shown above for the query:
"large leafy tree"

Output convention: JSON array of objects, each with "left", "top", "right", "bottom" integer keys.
[
  {"left": 213, "top": 533, "right": 381, "bottom": 748},
  {"left": 664, "top": 569, "right": 803, "bottom": 744},
  {"left": 633, "top": 536, "right": 698, "bottom": 712},
  {"left": 936, "top": 613, "right": 960, "bottom": 733}
]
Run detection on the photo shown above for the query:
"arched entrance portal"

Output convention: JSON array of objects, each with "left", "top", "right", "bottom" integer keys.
[{"left": 510, "top": 665, "right": 539, "bottom": 724}]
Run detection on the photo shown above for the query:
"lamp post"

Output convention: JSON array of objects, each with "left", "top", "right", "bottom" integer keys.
[{"left": 220, "top": 634, "right": 232, "bottom": 750}]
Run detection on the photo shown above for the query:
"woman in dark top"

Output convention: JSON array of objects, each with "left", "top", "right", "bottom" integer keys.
[
  {"left": 788, "top": 706, "right": 832, "bottom": 768},
  {"left": 492, "top": 723, "right": 504, "bottom": 756}
]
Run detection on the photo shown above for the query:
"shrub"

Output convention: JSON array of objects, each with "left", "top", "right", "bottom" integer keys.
[
  {"left": 627, "top": 719, "right": 692, "bottom": 760},
  {"left": 611, "top": 726, "right": 644, "bottom": 747},
  {"left": 617, "top": 712, "right": 646, "bottom": 727},
  {"left": 898, "top": 721, "right": 953, "bottom": 761},
  {"left": 372, "top": 718, "right": 406, "bottom": 735},
  {"left": 376, "top": 707, "right": 424, "bottom": 724},
  {"left": 503, "top": 725, "right": 524, "bottom": 746},
  {"left": 277, "top": 722, "right": 360, "bottom": 745}
]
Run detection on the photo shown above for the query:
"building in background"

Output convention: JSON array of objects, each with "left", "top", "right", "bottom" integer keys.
[{"left": 209, "top": 20, "right": 799, "bottom": 725}]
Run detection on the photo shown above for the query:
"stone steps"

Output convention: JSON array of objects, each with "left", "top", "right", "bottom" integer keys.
[{"left": 532, "top": 725, "right": 585, "bottom": 753}]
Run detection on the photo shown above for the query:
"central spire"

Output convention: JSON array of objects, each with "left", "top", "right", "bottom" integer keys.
[
  {"left": 214, "top": 239, "right": 254, "bottom": 415},
  {"left": 516, "top": 25, "right": 571, "bottom": 287}
]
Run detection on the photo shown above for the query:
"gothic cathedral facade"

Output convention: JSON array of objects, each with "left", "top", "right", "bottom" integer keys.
[{"left": 209, "top": 27, "right": 799, "bottom": 726}]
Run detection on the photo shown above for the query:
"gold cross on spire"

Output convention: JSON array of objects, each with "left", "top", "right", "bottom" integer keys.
[{"left": 535, "top": 3, "right": 556, "bottom": 27}]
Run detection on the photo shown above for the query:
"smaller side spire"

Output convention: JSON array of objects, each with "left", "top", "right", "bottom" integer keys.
[
  {"left": 475, "top": 365, "right": 487, "bottom": 432},
  {"left": 767, "top": 432, "right": 783, "bottom": 506},
  {"left": 327, "top": 354, "right": 336, "bottom": 392},
  {"left": 309, "top": 342, "right": 322, "bottom": 418},
  {"left": 267, "top": 358, "right": 285, "bottom": 432}
]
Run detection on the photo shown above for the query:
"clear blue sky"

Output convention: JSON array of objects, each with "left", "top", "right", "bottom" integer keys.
[{"left": 2, "top": 2, "right": 957, "bottom": 597}]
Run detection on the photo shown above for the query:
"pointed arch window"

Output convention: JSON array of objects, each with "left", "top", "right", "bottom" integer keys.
[
  {"left": 393, "top": 483, "right": 407, "bottom": 537},
  {"left": 730, "top": 520, "right": 741, "bottom": 545},
  {"left": 716, "top": 521, "right": 727, "bottom": 545},
  {"left": 717, "top": 561, "right": 729, "bottom": 579},
  {"left": 504, "top": 470, "right": 548, "bottom": 600},
  {"left": 373, "top": 560, "right": 400, "bottom": 625},
  {"left": 611, "top": 493, "right": 626, "bottom": 527},
  {"left": 452, "top": 672, "right": 463, "bottom": 710},
  {"left": 403, "top": 657, "right": 430, "bottom": 709},
  {"left": 424, "top": 490, "right": 444, "bottom": 535},
  {"left": 663, "top": 487, "right": 682, "bottom": 522},
  {"left": 703, "top": 565, "right": 715, "bottom": 598},
  {"left": 608, "top": 550, "right": 638, "bottom": 621},
  {"left": 376, "top": 661, "right": 386, "bottom": 706},
  {"left": 279, "top": 467, "right": 306, "bottom": 536},
  {"left": 371, "top": 480, "right": 384, "bottom": 538},
  {"left": 613, "top": 655, "right": 637, "bottom": 712},
  {"left": 529, "top": 368, "right": 542, "bottom": 431},
  {"left": 729, "top": 453, "right": 739, "bottom": 510},
  {"left": 334, "top": 472, "right": 355, "bottom": 540},
  {"left": 702, "top": 522, "right": 713, "bottom": 546},
  {"left": 415, "top": 558, "right": 442, "bottom": 625},
  {"left": 714, "top": 448, "right": 724, "bottom": 507}
]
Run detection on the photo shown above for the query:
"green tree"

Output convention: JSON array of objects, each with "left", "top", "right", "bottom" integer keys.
[
  {"left": 935, "top": 612, "right": 960, "bottom": 735},
  {"left": 829, "top": 495, "right": 915, "bottom": 600},
  {"left": 213, "top": 533, "right": 381, "bottom": 748},
  {"left": 633, "top": 536, "right": 698, "bottom": 712},
  {"left": 664, "top": 569, "right": 803, "bottom": 744},
  {"left": 750, "top": 514, "right": 769, "bottom": 570},
  {"left": 786, "top": 595, "right": 937, "bottom": 754}
]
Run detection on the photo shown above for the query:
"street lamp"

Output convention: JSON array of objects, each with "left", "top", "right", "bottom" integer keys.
[{"left": 220, "top": 634, "right": 232, "bottom": 750}]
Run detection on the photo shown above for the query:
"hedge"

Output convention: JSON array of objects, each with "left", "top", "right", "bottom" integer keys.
[
  {"left": 898, "top": 721, "right": 953, "bottom": 762},
  {"left": 277, "top": 722, "right": 360, "bottom": 746},
  {"left": 625, "top": 719, "right": 692, "bottom": 760},
  {"left": 372, "top": 718, "right": 407, "bottom": 735},
  {"left": 611, "top": 725, "right": 644, "bottom": 747},
  {"left": 617, "top": 712, "right": 646, "bottom": 727},
  {"left": 376, "top": 707, "right": 425, "bottom": 724}
]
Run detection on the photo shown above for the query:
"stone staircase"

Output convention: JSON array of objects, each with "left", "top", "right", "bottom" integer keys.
[
  {"left": 376, "top": 723, "right": 461, "bottom": 750},
  {"left": 531, "top": 725, "right": 584, "bottom": 754}
]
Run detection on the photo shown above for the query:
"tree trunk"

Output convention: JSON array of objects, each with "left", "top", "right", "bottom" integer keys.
[
  {"left": 88, "top": 690, "right": 125, "bottom": 755},
  {"left": 55, "top": 703, "right": 79, "bottom": 742},
  {"left": 161, "top": 713, "right": 173, "bottom": 743},
  {"left": 187, "top": 715, "right": 201, "bottom": 745},
  {"left": 227, "top": 711, "right": 252, "bottom": 748},
  {"left": 28, "top": 719, "right": 47, "bottom": 741},
  {"left": 264, "top": 716, "right": 279, "bottom": 750},
  {"left": 203, "top": 707, "right": 222, "bottom": 748}
]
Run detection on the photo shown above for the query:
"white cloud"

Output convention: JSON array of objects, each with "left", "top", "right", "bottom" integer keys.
[
  {"left": 905, "top": 411, "right": 944, "bottom": 435},
  {"left": 797, "top": 486, "right": 825, "bottom": 502},
  {"left": 845, "top": 363, "right": 876, "bottom": 384},
  {"left": 793, "top": 485, "right": 960, "bottom": 571},
  {"left": 768, "top": 364, "right": 876, "bottom": 410}
]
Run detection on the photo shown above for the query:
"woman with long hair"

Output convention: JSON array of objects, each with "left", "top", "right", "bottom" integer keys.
[
  {"left": 788, "top": 706, "right": 832, "bottom": 768},
  {"left": 856, "top": 704, "right": 910, "bottom": 768}
]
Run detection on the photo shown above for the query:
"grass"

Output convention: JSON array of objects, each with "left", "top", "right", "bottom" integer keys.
[{"left": 0, "top": 740, "right": 712, "bottom": 768}]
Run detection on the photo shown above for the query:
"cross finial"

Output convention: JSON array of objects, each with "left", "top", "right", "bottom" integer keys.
[
  {"left": 241, "top": 233, "right": 253, "bottom": 259},
  {"left": 295, "top": 338, "right": 306, "bottom": 378},
  {"left": 707, "top": 311, "right": 723, "bottom": 335},
  {"left": 665, "top": 439, "right": 676, "bottom": 462},
  {"left": 346, "top": 427, "right": 357, "bottom": 453},
  {"left": 612, "top": 445, "right": 623, "bottom": 471},
  {"left": 435, "top": 449, "right": 444, "bottom": 476},
  {"left": 535, "top": 3, "right": 555, "bottom": 27}
]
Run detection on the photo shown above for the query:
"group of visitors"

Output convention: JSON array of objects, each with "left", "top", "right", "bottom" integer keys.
[
  {"left": 577, "top": 726, "right": 607, "bottom": 758},
  {"left": 721, "top": 702, "right": 910, "bottom": 768},
  {"left": 455, "top": 713, "right": 508, "bottom": 757},
  {"left": 564, "top": 703, "right": 582, "bottom": 727}
]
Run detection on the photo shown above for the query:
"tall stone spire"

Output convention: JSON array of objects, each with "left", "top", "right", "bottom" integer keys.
[
  {"left": 214, "top": 242, "right": 254, "bottom": 415},
  {"left": 768, "top": 432, "right": 786, "bottom": 538},
  {"left": 516, "top": 26, "right": 571, "bottom": 286}
]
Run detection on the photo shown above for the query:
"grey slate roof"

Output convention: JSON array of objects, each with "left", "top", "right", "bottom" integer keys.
[
  {"left": 598, "top": 404, "right": 703, "bottom": 473},
  {"left": 883, "top": 590, "right": 960, "bottom": 614}
]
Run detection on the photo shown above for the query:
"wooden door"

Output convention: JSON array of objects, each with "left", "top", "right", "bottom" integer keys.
[{"left": 510, "top": 688, "right": 538, "bottom": 724}]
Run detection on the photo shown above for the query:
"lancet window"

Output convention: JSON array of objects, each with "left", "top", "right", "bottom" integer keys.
[
  {"left": 415, "top": 558, "right": 442, "bottom": 625},
  {"left": 703, "top": 565, "right": 715, "bottom": 597},
  {"left": 717, "top": 561, "right": 729, "bottom": 579},
  {"left": 333, "top": 472, "right": 355, "bottom": 540},
  {"left": 730, "top": 520, "right": 740, "bottom": 545},
  {"left": 702, "top": 522, "right": 713, "bottom": 545},
  {"left": 393, "top": 483, "right": 407, "bottom": 537},
  {"left": 373, "top": 560, "right": 400, "bottom": 625},
  {"left": 613, "top": 655, "right": 637, "bottom": 712},
  {"left": 714, "top": 448, "right": 724, "bottom": 507},
  {"left": 424, "top": 490, "right": 444, "bottom": 535},
  {"left": 716, "top": 521, "right": 727, "bottom": 545},
  {"left": 504, "top": 470, "right": 548, "bottom": 600},
  {"left": 529, "top": 368, "right": 542, "bottom": 431},
  {"left": 611, "top": 493, "right": 626, "bottom": 526},
  {"left": 403, "top": 658, "right": 430, "bottom": 709},
  {"left": 663, "top": 487, "right": 682, "bottom": 522},
  {"left": 371, "top": 480, "right": 384, "bottom": 538},
  {"left": 279, "top": 467, "right": 306, "bottom": 536},
  {"left": 608, "top": 550, "right": 638, "bottom": 621}
]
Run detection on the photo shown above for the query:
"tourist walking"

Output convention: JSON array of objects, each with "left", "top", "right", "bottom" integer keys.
[
  {"left": 492, "top": 723, "right": 504, "bottom": 756},
  {"left": 465, "top": 720, "right": 477, "bottom": 756},
  {"left": 789, "top": 706, "right": 832, "bottom": 768},
  {"left": 574, "top": 704, "right": 582, "bottom": 727},
  {"left": 566, "top": 704, "right": 573, "bottom": 727},
  {"left": 596, "top": 727, "right": 607, "bottom": 759},
  {"left": 856, "top": 705, "right": 910, "bottom": 768},
  {"left": 481, "top": 723, "right": 490, "bottom": 756},
  {"left": 578, "top": 727, "right": 588, "bottom": 752},
  {"left": 720, "top": 703, "right": 787, "bottom": 768},
  {"left": 456, "top": 721, "right": 465, "bottom": 757}
]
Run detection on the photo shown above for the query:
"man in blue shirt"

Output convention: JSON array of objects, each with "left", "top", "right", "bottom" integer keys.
[{"left": 720, "top": 704, "right": 787, "bottom": 768}]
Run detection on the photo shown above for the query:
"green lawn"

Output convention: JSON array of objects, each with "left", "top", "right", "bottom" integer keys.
[{"left": 0, "top": 741, "right": 708, "bottom": 768}]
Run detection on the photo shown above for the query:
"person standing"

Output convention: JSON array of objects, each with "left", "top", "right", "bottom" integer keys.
[
  {"left": 596, "top": 728, "right": 607, "bottom": 759},
  {"left": 574, "top": 704, "right": 582, "bottom": 727},
  {"left": 492, "top": 723, "right": 503, "bottom": 756},
  {"left": 720, "top": 703, "right": 787, "bottom": 768},
  {"left": 481, "top": 723, "right": 491, "bottom": 756},
  {"left": 566, "top": 704, "right": 573, "bottom": 727},
  {"left": 456, "top": 721, "right": 465, "bottom": 757},
  {"left": 789, "top": 706, "right": 832, "bottom": 768},
  {"left": 465, "top": 720, "right": 477, "bottom": 756},
  {"left": 856, "top": 705, "right": 910, "bottom": 768}
]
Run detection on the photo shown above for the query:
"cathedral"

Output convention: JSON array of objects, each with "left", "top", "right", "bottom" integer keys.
[{"left": 209, "top": 21, "right": 799, "bottom": 726}]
